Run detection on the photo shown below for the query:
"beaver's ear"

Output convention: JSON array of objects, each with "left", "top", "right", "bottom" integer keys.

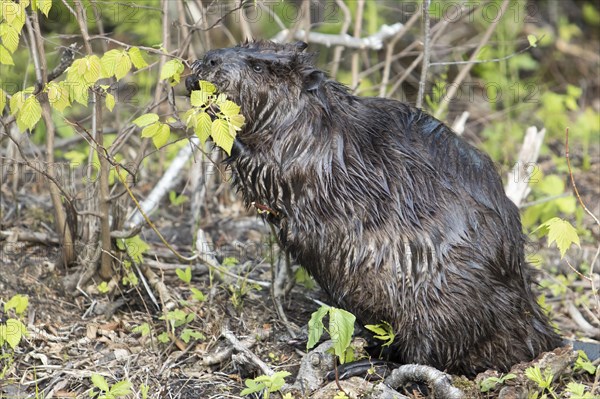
[
  {"left": 303, "top": 69, "right": 325, "bottom": 92},
  {"left": 294, "top": 41, "right": 308, "bottom": 52}
]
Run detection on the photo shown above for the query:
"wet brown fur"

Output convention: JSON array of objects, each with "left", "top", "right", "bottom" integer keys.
[{"left": 186, "top": 41, "right": 562, "bottom": 376}]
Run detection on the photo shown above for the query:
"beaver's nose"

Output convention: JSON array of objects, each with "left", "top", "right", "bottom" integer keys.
[{"left": 203, "top": 51, "right": 222, "bottom": 68}]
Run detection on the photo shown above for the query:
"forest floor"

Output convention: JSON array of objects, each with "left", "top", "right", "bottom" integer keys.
[{"left": 0, "top": 146, "right": 599, "bottom": 399}]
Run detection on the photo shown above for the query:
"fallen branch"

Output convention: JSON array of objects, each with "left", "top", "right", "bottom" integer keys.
[
  {"left": 505, "top": 126, "right": 545, "bottom": 207},
  {"left": 384, "top": 364, "right": 464, "bottom": 399}
]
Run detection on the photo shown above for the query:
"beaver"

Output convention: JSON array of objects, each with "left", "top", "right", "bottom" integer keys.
[{"left": 186, "top": 41, "right": 562, "bottom": 376}]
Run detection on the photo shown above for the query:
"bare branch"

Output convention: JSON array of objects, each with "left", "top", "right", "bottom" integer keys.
[
  {"left": 416, "top": 0, "right": 431, "bottom": 109},
  {"left": 433, "top": 0, "right": 510, "bottom": 119},
  {"left": 271, "top": 23, "right": 405, "bottom": 50}
]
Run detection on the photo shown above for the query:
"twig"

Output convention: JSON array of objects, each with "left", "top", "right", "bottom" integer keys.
[
  {"left": 329, "top": 0, "right": 351, "bottom": 79},
  {"left": 386, "top": 14, "right": 451, "bottom": 99},
  {"left": 237, "top": 0, "right": 252, "bottom": 41},
  {"left": 520, "top": 194, "right": 570, "bottom": 209},
  {"left": 126, "top": 137, "right": 199, "bottom": 230},
  {"left": 202, "top": 327, "right": 271, "bottom": 367},
  {"left": 416, "top": 0, "right": 431, "bottom": 109},
  {"left": 379, "top": 10, "right": 420, "bottom": 97},
  {"left": 27, "top": 10, "right": 76, "bottom": 265},
  {"left": 351, "top": 0, "right": 365, "bottom": 90},
  {"left": 565, "top": 127, "right": 600, "bottom": 312},
  {"left": 429, "top": 41, "right": 537, "bottom": 67},
  {"left": 433, "top": 0, "right": 510, "bottom": 119},
  {"left": 222, "top": 329, "right": 274, "bottom": 376},
  {"left": 176, "top": 0, "right": 196, "bottom": 60}
]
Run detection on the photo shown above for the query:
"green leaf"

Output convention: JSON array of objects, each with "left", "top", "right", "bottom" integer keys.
[
  {"left": 566, "top": 84, "right": 582, "bottom": 99},
  {"left": 19, "top": 95, "right": 42, "bottom": 130},
  {"left": 100, "top": 49, "right": 120, "bottom": 78},
  {"left": 169, "top": 191, "right": 188, "bottom": 206},
  {"left": 307, "top": 305, "right": 329, "bottom": 350},
  {"left": 219, "top": 100, "right": 240, "bottom": 117},
  {"left": 9, "top": 90, "right": 26, "bottom": 115},
  {"left": 97, "top": 281, "right": 110, "bottom": 294},
  {"left": 128, "top": 47, "right": 148, "bottom": 69},
  {"left": 180, "top": 329, "right": 205, "bottom": 343},
  {"left": 67, "top": 59, "right": 85, "bottom": 82},
  {"left": 268, "top": 371, "right": 291, "bottom": 392},
  {"left": 195, "top": 112, "right": 212, "bottom": 144},
  {"left": 0, "top": 43, "right": 14, "bottom": 65},
  {"left": 228, "top": 114, "right": 245, "bottom": 130},
  {"left": 190, "top": 287, "right": 205, "bottom": 302},
  {"left": 4, "top": 319, "right": 26, "bottom": 348},
  {"left": 132, "top": 323, "right": 151, "bottom": 336},
  {"left": 183, "top": 109, "right": 196, "bottom": 128},
  {"left": 109, "top": 380, "right": 132, "bottom": 396},
  {"left": 132, "top": 113, "right": 159, "bottom": 127},
  {"left": 118, "top": 235, "right": 149, "bottom": 263},
  {"left": 105, "top": 93, "right": 115, "bottom": 112},
  {"left": 329, "top": 308, "right": 356, "bottom": 364},
  {"left": 91, "top": 374, "right": 110, "bottom": 392},
  {"left": 47, "top": 82, "right": 71, "bottom": 112},
  {"left": 574, "top": 350, "right": 597, "bottom": 375},
  {"left": 157, "top": 332, "right": 170, "bottom": 343},
  {"left": 211, "top": 118, "right": 234, "bottom": 155},
  {"left": 176, "top": 266, "right": 192, "bottom": 284},
  {"left": 84, "top": 55, "right": 102, "bottom": 84},
  {"left": 152, "top": 123, "right": 170, "bottom": 148},
  {"left": 0, "top": 88, "right": 6, "bottom": 111},
  {"left": 199, "top": 80, "right": 216, "bottom": 94},
  {"left": 140, "top": 122, "right": 166, "bottom": 148},
  {"left": 38, "top": 0, "right": 52, "bottom": 17},
  {"left": 2, "top": 1, "right": 25, "bottom": 31},
  {"left": 527, "top": 34, "right": 538, "bottom": 47},
  {"left": 190, "top": 90, "right": 210, "bottom": 107},
  {"left": 538, "top": 217, "right": 581, "bottom": 258},
  {"left": 4, "top": 294, "right": 28, "bottom": 314},
  {"left": 525, "top": 365, "right": 544, "bottom": 386},
  {"left": 535, "top": 174, "right": 564, "bottom": 196},
  {"left": 364, "top": 321, "right": 395, "bottom": 347},
  {"left": 0, "top": 22, "right": 20, "bottom": 53},
  {"left": 160, "top": 59, "right": 184, "bottom": 81},
  {"left": 114, "top": 51, "right": 132, "bottom": 81},
  {"left": 240, "top": 379, "right": 265, "bottom": 396}
]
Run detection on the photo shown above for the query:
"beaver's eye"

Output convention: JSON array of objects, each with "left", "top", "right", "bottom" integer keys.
[{"left": 252, "top": 64, "right": 263, "bottom": 73}]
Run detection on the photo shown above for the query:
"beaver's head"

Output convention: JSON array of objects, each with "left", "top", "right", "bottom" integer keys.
[{"left": 186, "top": 41, "right": 327, "bottom": 139}]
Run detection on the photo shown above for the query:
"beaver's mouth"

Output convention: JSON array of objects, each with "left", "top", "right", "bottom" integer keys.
[{"left": 186, "top": 74, "right": 234, "bottom": 100}]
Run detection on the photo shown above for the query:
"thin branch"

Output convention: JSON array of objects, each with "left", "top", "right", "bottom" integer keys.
[
  {"left": 429, "top": 41, "right": 538, "bottom": 67},
  {"left": 329, "top": 0, "right": 351, "bottom": 79},
  {"left": 379, "top": 10, "right": 420, "bottom": 97},
  {"left": 28, "top": 9, "right": 76, "bottom": 265},
  {"left": 565, "top": 127, "right": 600, "bottom": 312},
  {"left": 351, "top": 0, "right": 365, "bottom": 90},
  {"left": 433, "top": 0, "right": 510, "bottom": 119},
  {"left": 73, "top": 0, "right": 93, "bottom": 54},
  {"left": 416, "top": 0, "right": 431, "bottom": 109}
]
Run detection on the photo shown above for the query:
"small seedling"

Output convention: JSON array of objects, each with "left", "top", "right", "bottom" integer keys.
[
  {"left": 479, "top": 373, "right": 516, "bottom": 393},
  {"left": 90, "top": 374, "right": 132, "bottom": 399},
  {"left": 365, "top": 321, "right": 395, "bottom": 348},
  {"left": 307, "top": 305, "right": 356, "bottom": 364},
  {"left": 240, "top": 371, "right": 291, "bottom": 398}
]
